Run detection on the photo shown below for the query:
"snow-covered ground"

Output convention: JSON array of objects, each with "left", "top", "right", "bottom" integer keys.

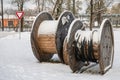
[
  {"left": 0, "top": 29, "right": 120, "bottom": 80},
  {"left": 0, "top": 31, "right": 16, "bottom": 38}
]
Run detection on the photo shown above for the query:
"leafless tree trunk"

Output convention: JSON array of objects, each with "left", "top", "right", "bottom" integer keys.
[
  {"left": 52, "top": 0, "right": 63, "bottom": 19},
  {"left": 1, "top": 0, "right": 4, "bottom": 31},
  {"left": 97, "top": 1, "right": 102, "bottom": 26},
  {"left": 87, "top": 0, "right": 113, "bottom": 30},
  {"left": 34, "top": 0, "right": 41, "bottom": 13},
  {"left": 20, "top": 1, "right": 24, "bottom": 32},
  {"left": 37, "top": 0, "right": 40, "bottom": 12},
  {"left": 90, "top": 0, "right": 93, "bottom": 30},
  {"left": 41, "top": 0, "right": 45, "bottom": 11},
  {"left": 35, "top": 0, "right": 45, "bottom": 12},
  {"left": 67, "top": 0, "right": 71, "bottom": 10},
  {"left": 73, "top": 0, "right": 75, "bottom": 15}
]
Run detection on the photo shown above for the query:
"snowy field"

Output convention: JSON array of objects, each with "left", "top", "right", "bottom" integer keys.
[{"left": 0, "top": 29, "right": 120, "bottom": 80}]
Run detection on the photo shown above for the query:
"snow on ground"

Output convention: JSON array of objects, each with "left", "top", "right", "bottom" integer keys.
[
  {"left": 0, "top": 29, "right": 120, "bottom": 80},
  {"left": 0, "top": 31, "right": 16, "bottom": 38}
]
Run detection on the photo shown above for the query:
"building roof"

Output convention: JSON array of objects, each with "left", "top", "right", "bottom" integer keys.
[{"left": 0, "top": 14, "right": 17, "bottom": 19}]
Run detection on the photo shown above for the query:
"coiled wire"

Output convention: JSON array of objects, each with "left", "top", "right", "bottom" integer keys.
[{"left": 74, "top": 30, "right": 97, "bottom": 62}]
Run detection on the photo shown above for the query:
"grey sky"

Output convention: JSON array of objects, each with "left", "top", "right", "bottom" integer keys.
[{"left": 1, "top": 0, "right": 36, "bottom": 10}]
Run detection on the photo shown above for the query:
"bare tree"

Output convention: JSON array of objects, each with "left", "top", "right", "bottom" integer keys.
[
  {"left": 75, "top": 0, "right": 82, "bottom": 15},
  {"left": 73, "top": 0, "right": 75, "bottom": 14},
  {"left": 111, "top": 3, "right": 120, "bottom": 27},
  {"left": 34, "top": 0, "right": 45, "bottom": 13},
  {"left": 11, "top": 0, "right": 29, "bottom": 32},
  {"left": 52, "top": 0, "right": 63, "bottom": 19},
  {"left": 67, "top": 0, "right": 71, "bottom": 10},
  {"left": 86, "top": 0, "right": 113, "bottom": 30},
  {"left": 111, "top": 3, "right": 120, "bottom": 14},
  {"left": 65, "top": 0, "right": 82, "bottom": 15},
  {"left": 35, "top": 0, "right": 40, "bottom": 12},
  {"left": 90, "top": 0, "right": 93, "bottom": 30},
  {"left": 1, "top": 0, "right": 4, "bottom": 31},
  {"left": 34, "top": 0, "right": 82, "bottom": 17}
]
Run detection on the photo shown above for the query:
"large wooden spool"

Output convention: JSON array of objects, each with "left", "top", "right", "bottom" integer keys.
[
  {"left": 31, "top": 11, "right": 75, "bottom": 62},
  {"left": 67, "top": 19, "right": 114, "bottom": 74}
]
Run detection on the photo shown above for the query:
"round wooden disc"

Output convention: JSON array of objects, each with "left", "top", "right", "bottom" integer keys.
[
  {"left": 99, "top": 19, "right": 114, "bottom": 74},
  {"left": 31, "top": 12, "right": 54, "bottom": 62},
  {"left": 63, "top": 37, "right": 69, "bottom": 65},
  {"left": 67, "top": 19, "right": 84, "bottom": 72},
  {"left": 55, "top": 11, "right": 75, "bottom": 63}
]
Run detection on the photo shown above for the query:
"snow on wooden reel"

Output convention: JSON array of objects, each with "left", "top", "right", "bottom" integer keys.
[
  {"left": 63, "top": 20, "right": 85, "bottom": 65},
  {"left": 67, "top": 19, "right": 114, "bottom": 74},
  {"left": 31, "top": 11, "right": 75, "bottom": 62}
]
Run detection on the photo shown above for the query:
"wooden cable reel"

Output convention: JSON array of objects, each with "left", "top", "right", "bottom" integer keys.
[
  {"left": 31, "top": 11, "right": 75, "bottom": 62},
  {"left": 63, "top": 20, "right": 85, "bottom": 65},
  {"left": 67, "top": 19, "right": 114, "bottom": 74}
]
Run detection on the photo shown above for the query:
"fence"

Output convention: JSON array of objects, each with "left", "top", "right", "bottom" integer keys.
[{"left": 0, "top": 26, "right": 31, "bottom": 32}]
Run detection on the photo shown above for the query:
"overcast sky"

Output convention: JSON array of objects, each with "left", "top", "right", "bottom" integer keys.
[
  {"left": 1, "top": 0, "right": 36, "bottom": 10},
  {"left": 0, "top": 0, "right": 120, "bottom": 13}
]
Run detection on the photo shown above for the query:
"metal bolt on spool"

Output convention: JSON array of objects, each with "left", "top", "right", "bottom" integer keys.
[
  {"left": 67, "top": 19, "right": 114, "bottom": 74},
  {"left": 31, "top": 11, "right": 75, "bottom": 63}
]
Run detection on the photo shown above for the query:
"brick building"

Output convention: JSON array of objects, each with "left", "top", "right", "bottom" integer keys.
[{"left": 0, "top": 14, "right": 19, "bottom": 28}]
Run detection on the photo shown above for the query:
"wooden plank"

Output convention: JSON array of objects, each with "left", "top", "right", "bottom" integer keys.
[{"left": 38, "top": 34, "right": 57, "bottom": 54}]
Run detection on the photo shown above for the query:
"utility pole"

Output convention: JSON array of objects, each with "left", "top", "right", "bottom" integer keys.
[{"left": 1, "top": 0, "right": 4, "bottom": 31}]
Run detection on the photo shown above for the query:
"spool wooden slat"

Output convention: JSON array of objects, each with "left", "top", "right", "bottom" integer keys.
[
  {"left": 38, "top": 34, "right": 56, "bottom": 53},
  {"left": 63, "top": 37, "right": 69, "bottom": 65}
]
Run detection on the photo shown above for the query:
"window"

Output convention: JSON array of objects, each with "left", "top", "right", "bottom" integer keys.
[{"left": 8, "top": 21, "right": 13, "bottom": 27}]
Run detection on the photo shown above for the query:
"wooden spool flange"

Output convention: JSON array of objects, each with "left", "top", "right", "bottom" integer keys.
[
  {"left": 67, "top": 19, "right": 114, "bottom": 74},
  {"left": 31, "top": 11, "right": 75, "bottom": 62}
]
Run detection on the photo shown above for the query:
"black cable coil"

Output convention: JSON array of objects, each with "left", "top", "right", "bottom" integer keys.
[{"left": 74, "top": 32, "right": 97, "bottom": 63}]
